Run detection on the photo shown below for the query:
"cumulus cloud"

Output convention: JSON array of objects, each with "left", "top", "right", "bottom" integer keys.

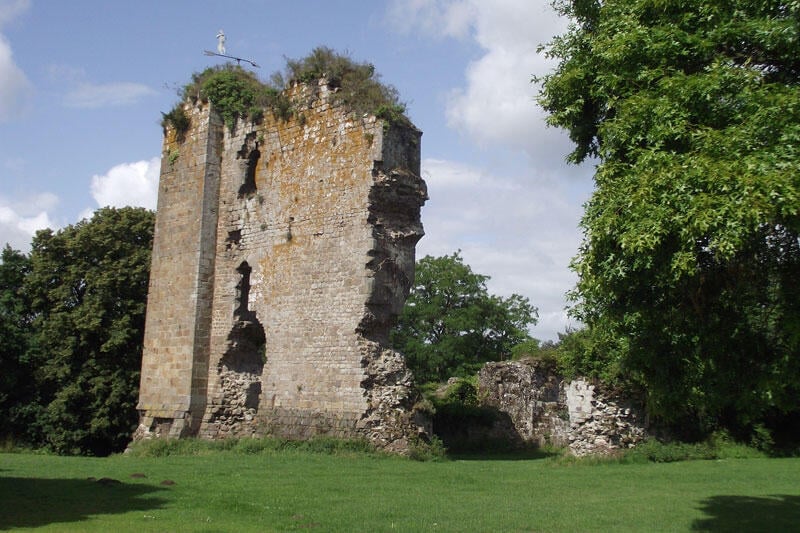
[
  {"left": 0, "top": 155, "right": 160, "bottom": 251},
  {"left": 0, "top": 192, "right": 58, "bottom": 251},
  {"left": 0, "top": 0, "right": 31, "bottom": 122},
  {"left": 386, "top": 0, "right": 475, "bottom": 38},
  {"left": 386, "top": 1, "right": 594, "bottom": 339},
  {"left": 418, "top": 158, "right": 588, "bottom": 340},
  {"left": 64, "top": 81, "right": 157, "bottom": 109},
  {"left": 388, "top": 0, "right": 584, "bottom": 174},
  {"left": 90, "top": 157, "right": 160, "bottom": 210}
]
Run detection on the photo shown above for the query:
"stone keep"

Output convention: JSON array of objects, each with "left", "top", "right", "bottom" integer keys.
[{"left": 134, "top": 81, "right": 428, "bottom": 452}]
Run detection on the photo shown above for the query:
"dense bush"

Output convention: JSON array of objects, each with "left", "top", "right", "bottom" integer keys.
[
  {"left": 179, "top": 65, "right": 290, "bottom": 130},
  {"left": 0, "top": 247, "right": 36, "bottom": 445},
  {"left": 23, "top": 207, "right": 154, "bottom": 455}
]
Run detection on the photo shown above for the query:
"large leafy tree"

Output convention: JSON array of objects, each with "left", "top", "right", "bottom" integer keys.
[
  {"left": 539, "top": 1, "right": 800, "bottom": 433},
  {"left": 391, "top": 252, "right": 537, "bottom": 383},
  {"left": 26, "top": 207, "right": 154, "bottom": 455},
  {"left": 0, "top": 246, "right": 38, "bottom": 441}
]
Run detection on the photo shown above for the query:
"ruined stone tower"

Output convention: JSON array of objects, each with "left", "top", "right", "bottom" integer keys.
[{"left": 135, "top": 79, "right": 427, "bottom": 452}]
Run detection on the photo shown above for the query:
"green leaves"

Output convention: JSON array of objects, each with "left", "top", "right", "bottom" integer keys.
[
  {"left": 189, "top": 65, "right": 274, "bottom": 130},
  {"left": 24, "top": 207, "right": 154, "bottom": 455},
  {"left": 540, "top": 0, "right": 800, "bottom": 435},
  {"left": 0, "top": 246, "right": 35, "bottom": 441},
  {"left": 391, "top": 252, "right": 537, "bottom": 384},
  {"left": 284, "top": 46, "right": 407, "bottom": 122}
]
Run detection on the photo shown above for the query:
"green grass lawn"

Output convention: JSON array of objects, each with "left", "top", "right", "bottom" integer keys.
[{"left": 1, "top": 448, "right": 798, "bottom": 532}]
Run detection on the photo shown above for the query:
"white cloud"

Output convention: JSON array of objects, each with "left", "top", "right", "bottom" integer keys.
[
  {"left": 0, "top": 0, "right": 29, "bottom": 27},
  {"left": 0, "top": 155, "right": 160, "bottom": 251},
  {"left": 90, "top": 157, "right": 160, "bottom": 210},
  {"left": 387, "top": 1, "right": 595, "bottom": 339},
  {"left": 0, "top": 192, "right": 58, "bottom": 251},
  {"left": 64, "top": 81, "right": 156, "bottom": 109},
  {"left": 417, "top": 158, "right": 589, "bottom": 340},
  {"left": 386, "top": 0, "right": 475, "bottom": 39},
  {"left": 388, "top": 0, "right": 583, "bottom": 173},
  {"left": 77, "top": 207, "right": 96, "bottom": 222},
  {"left": 0, "top": 0, "right": 31, "bottom": 122}
]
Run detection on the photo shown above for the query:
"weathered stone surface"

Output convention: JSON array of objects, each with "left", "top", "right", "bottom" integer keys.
[
  {"left": 564, "top": 379, "right": 647, "bottom": 456},
  {"left": 477, "top": 359, "right": 647, "bottom": 456},
  {"left": 134, "top": 80, "right": 428, "bottom": 452},
  {"left": 478, "top": 360, "right": 569, "bottom": 447}
]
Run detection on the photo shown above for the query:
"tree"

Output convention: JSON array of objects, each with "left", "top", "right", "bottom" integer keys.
[
  {"left": 25, "top": 207, "right": 154, "bottom": 455},
  {"left": 391, "top": 252, "right": 537, "bottom": 383},
  {"left": 539, "top": 1, "right": 800, "bottom": 434},
  {"left": 0, "top": 246, "right": 37, "bottom": 442}
]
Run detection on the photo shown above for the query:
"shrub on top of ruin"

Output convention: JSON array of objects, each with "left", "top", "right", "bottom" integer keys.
[
  {"left": 182, "top": 65, "right": 292, "bottom": 131},
  {"left": 164, "top": 47, "right": 409, "bottom": 133},
  {"left": 160, "top": 105, "right": 190, "bottom": 137},
  {"left": 282, "top": 46, "right": 410, "bottom": 125},
  {"left": 510, "top": 338, "right": 560, "bottom": 370}
]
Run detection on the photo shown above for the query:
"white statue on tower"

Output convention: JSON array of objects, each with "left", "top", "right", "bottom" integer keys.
[{"left": 216, "top": 29, "right": 226, "bottom": 55}]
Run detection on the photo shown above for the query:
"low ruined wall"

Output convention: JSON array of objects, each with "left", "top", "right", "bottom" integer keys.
[{"left": 477, "top": 360, "right": 647, "bottom": 456}]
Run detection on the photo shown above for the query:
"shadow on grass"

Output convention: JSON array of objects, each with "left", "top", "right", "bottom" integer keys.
[
  {"left": 0, "top": 477, "right": 167, "bottom": 530},
  {"left": 692, "top": 494, "right": 800, "bottom": 532},
  {"left": 448, "top": 447, "right": 560, "bottom": 461}
]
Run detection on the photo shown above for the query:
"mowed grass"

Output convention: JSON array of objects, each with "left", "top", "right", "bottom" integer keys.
[{"left": 1, "top": 446, "right": 799, "bottom": 532}]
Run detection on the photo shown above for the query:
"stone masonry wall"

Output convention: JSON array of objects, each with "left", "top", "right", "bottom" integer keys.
[
  {"left": 477, "top": 360, "right": 647, "bottom": 456},
  {"left": 135, "top": 104, "right": 223, "bottom": 438},
  {"left": 135, "top": 80, "right": 427, "bottom": 452}
]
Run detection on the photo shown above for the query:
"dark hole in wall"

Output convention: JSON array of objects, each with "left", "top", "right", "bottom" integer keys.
[
  {"left": 226, "top": 229, "right": 242, "bottom": 250},
  {"left": 238, "top": 148, "right": 260, "bottom": 196},
  {"left": 216, "top": 317, "right": 266, "bottom": 427},
  {"left": 237, "top": 133, "right": 260, "bottom": 197},
  {"left": 212, "top": 261, "right": 267, "bottom": 435},
  {"left": 234, "top": 261, "right": 253, "bottom": 320}
]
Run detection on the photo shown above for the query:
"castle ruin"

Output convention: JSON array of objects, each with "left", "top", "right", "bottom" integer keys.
[{"left": 134, "top": 79, "right": 428, "bottom": 452}]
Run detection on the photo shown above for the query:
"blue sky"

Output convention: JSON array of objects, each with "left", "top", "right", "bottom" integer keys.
[{"left": 0, "top": 0, "right": 594, "bottom": 340}]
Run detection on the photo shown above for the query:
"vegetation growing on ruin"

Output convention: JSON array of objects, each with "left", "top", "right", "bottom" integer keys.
[
  {"left": 159, "top": 105, "right": 190, "bottom": 137},
  {"left": 281, "top": 46, "right": 409, "bottom": 125},
  {"left": 172, "top": 65, "right": 292, "bottom": 131},
  {"left": 161, "top": 46, "right": 409, "bottom": 134}
]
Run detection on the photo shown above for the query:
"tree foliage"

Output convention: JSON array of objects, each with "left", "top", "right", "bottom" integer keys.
[
  {"left": 539, "top": 0, "right": 800, "bottom": 433},
  {"left": 24, "top": 207, "right": 154, "bottom": 455},
  {"left": 0, "top": 246, "right": 36, "bottom": 441},
  {"left": 391, "top": 252, "right": 537, "bottom": 383}
]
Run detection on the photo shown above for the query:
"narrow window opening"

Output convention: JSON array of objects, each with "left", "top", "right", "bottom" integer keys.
[
  {"left": 235, "top": 261, "right": 252, "bottom": 319},
  {"left": 237, "top": 133, "right": 260, "bottom": 197}
]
